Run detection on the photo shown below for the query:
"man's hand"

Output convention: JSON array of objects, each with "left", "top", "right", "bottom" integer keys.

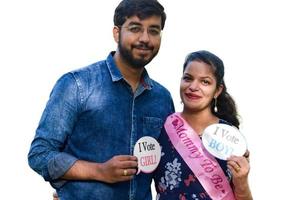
[{"left": 97, "top": 155, "right": 138, "bottom": 183}]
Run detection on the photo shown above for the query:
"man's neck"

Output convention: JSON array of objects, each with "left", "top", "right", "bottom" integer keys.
[{"left": 113, "top": 51, "right": 144, "bottom": 92}]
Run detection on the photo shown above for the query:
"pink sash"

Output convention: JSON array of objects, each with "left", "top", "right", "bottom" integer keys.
[{"left": 164, "top": 113, "right": 236, "bottom": 200}]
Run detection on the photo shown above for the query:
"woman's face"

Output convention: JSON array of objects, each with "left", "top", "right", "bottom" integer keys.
[{"left": 180, "top": 60, "right": 222, "bottom": 113}]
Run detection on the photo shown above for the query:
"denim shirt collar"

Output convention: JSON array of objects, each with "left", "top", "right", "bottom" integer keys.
[{"left": 106, "top": 51, "right": 153, "bottom": 90}]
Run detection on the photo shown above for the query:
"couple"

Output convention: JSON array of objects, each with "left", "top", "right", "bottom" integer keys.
[{"left": 28, "top": 0, "right": 252, "bottom": 199}]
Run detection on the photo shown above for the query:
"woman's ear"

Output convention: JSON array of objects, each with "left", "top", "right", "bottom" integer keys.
[
  {"left": 113, "top": 26, "right": 120, "bottom": 43},
  {"left": 214, "top": 84, "right": 224, "bottom": 98}
]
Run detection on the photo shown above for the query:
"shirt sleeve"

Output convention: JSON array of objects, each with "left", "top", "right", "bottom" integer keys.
[{"left": 28, "top": 73, "right": 82, "bottom": 187}]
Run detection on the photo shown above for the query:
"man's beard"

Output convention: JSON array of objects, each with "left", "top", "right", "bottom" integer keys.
[{"left": 118, "top": 39, "right": 158, "bottom": 69}]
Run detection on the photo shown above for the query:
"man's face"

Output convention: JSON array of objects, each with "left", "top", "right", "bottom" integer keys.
[{"left": 117, "top": 15, "right": 162, "bottom": 69}]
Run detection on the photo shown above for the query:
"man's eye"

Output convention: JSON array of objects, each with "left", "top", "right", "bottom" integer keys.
[
  {"left": 148, "top": 28, "right": 160, "bottom": 36},
  {"left": 129, "top": 26, "right": 142, "bottom": 33}
]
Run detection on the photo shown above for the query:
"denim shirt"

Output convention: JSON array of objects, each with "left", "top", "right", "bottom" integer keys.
[{"left": 28, "top": 52, "right": 174, "bottom": 200}]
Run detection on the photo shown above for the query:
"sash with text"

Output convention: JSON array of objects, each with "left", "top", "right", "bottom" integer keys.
[{"left": 164, "top": 113, "right": 236, "bottom": 200}]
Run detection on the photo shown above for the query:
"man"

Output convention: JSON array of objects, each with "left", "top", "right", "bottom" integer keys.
[{"left": 28, "top": 0, "right": 174, "bottom": 199}]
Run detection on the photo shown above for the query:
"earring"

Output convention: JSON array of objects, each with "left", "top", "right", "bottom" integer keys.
[{"left": 214, "top": 98, "right": 218, "bottom": 113}]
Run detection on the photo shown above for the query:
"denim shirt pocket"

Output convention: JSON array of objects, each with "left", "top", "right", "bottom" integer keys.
[{"left": 142, "top": 117, "right": 163, "bottom": 139}]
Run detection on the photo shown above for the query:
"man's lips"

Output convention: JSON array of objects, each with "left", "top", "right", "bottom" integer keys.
[
  {"left": 135, "top": 47, "right": 151, "bottom": 52},
  {"left": 134, "top": 48, "right": 152, "bottom": 56},
  {"left": 135, "top": 46, "right": 151, "bottom": 50}
]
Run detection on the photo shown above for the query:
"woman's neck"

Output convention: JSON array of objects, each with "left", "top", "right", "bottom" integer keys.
[{"left": 181, "top": 109, "right": 219, "bottom": 136}]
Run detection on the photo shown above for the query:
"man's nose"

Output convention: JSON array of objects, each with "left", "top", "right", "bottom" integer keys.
[{"left": 138, "top": 29, "right": 150, "bottom": 43}]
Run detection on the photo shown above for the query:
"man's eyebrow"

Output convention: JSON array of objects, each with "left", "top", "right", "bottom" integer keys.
[
  {"left": 127, "top": 21, "right": 142, "bottom": 26},
  {"left": 149, "top": 24, "right": 161, "bottom": 29},
  {"left": 127, "top": 22, "right": 161, "bottom": 29}
]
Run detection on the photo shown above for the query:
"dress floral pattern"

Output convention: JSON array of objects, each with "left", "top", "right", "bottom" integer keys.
[
  {"left": 154, "top": 120, "right": 232, "bottom": 200},
  {"left": 159, "top": 158, "right": 182, "bottom": 191}
]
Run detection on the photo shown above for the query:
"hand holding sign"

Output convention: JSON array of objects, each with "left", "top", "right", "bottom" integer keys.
[
  {"left": 133, "top": 136, "right": 161, "bottom": 174},
  {"left": 202, "top": 124, "right": 247, "bottom": 160}
]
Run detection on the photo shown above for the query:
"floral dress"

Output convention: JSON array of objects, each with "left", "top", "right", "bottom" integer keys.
[{"left": 153, "top": 120, "right": 232, "bottom": 200}]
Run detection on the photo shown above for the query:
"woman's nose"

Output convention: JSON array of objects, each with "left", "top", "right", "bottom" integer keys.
[{"left": 189, "top": 81, "right": 199, "bottom": 91}]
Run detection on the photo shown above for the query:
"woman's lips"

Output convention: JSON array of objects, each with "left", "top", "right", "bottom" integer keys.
[{"left": 185, "top": 93, "right": 201, "bottom": 100}]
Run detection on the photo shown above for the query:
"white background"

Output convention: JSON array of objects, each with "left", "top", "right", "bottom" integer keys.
[{"left": 1, "top": 0, "right": 299, "bottom": 199}]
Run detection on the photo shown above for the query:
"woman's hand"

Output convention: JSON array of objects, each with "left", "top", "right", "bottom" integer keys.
[
  {"left": 227, "top": 150, "right": 253, "bottom": 200},
  {"left": 227, "top": 152, "right": 250, "bottom": 184}
]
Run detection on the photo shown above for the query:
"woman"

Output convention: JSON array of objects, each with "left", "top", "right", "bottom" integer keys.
[{"left": 154, "top": 50, "right": 252, "bottom": 200}]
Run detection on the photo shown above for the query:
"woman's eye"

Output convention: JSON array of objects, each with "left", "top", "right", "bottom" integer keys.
[
  {"left": 182, "top": 76, "right": 192, "bottom": 81},
  {"left": 202, "top": 80, "right": 210, "bottom": 85}
]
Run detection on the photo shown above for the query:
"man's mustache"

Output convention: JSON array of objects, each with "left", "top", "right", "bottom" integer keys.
[{"left": 132, "top": 43, "right": 154, "bottom": 50}]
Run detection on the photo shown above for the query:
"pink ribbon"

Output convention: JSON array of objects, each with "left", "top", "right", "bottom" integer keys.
[{"left": 164, "top": 113, "right": 236, "bottom": 200}]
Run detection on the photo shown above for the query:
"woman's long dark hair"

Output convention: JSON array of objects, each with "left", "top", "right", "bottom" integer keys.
[{"left": 183, "top": 50, "right": 240, "bottom": 128}]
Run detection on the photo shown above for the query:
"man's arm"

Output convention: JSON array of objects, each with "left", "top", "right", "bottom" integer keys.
[
  {"left": 62, "top": 155, "right": 138, "bottom": 183},
  {"left": 28, "top": 73, "right": 80, "bottom": 184},
  {"left": 28, "top": 73, "right": 139, "bottom": 186}
]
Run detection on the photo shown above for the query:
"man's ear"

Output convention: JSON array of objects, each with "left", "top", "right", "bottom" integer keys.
[
  {"left": 214, "top": 84, "right": 224, "bottom": 98},
  {"left": 113, "top": 26, "right": 120, "bottom": 43}
]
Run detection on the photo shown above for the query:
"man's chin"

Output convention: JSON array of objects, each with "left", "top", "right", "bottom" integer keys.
[
  {"left": 131, "top": 59, "right": 149, "bottom": 69},
  {"left": 134, "top": 56, "right": 150, "bottom": 63},
  {"left": 132, "top": 55, "right": 152, "bottom": 65}
]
